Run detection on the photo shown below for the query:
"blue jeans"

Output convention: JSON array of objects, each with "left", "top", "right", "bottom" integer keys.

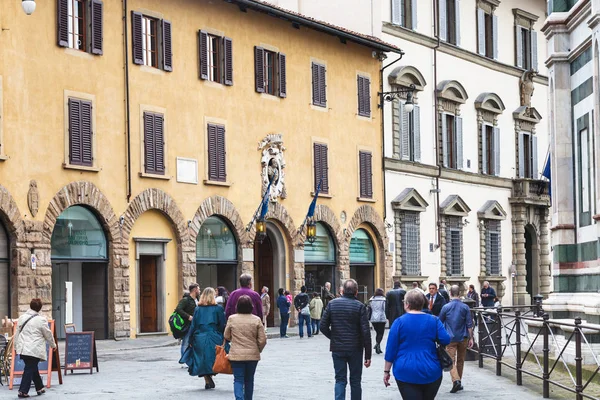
[
  {"left": 311, "top": 318, "right": 321, "bottom": 334},
  {"left": 231, "top": 360, "right": 259, "bottom": 400},
  {"left": 19, "top": 355, "right": 44, "bottom": 394},
  {"left": 332, "top": 350, "right": 363, "bottom": 400},
  {"left": 298, "top": 313, "right": 312, "bottom": 337},
  {"left": 180, "top": 326, "right": 192, "bottom": 357},
  {"left": 280, "top": 313, "right": 289, "bottom": 337}
]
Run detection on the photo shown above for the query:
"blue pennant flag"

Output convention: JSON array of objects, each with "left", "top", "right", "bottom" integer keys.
[
  {"left": 307, "top": 177, "right": 322, "bottom": 218},
  {"left": 542, "top": 154, "right": 551, "bottom": 199},
  {"left": 259, "top": 178, "right": 273, "bottom": 219}
]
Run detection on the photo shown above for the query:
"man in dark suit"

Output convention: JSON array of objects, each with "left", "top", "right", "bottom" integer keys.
[
  {"left": 385, "top": 281, "right": 406, "bottom": 327},
  {"left": 438, "top": 283, "right": 450, "bottom": 304},
  {"left": 426, "top": 282, "right": 446, "bottom": 316}
]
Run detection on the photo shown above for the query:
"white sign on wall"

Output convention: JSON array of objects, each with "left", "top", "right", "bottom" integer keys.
[
  {"left": 176, "top": 157, "right": 198, "bottom": 184},
  {"left": 65, "top": 281, "right": 73, "bottom": 324}
]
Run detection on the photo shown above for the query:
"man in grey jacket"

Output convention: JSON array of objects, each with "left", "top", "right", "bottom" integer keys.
[{"left": 321, "top": 279, "right": 371, "bottom": 400}]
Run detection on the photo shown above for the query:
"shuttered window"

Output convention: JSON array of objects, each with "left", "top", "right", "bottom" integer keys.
[
  {"left": 391, "top": 0, "right": 417, "bottom": 29},
  {"left": 442, "top": 113, "right": 463, "bottom": 169},
  {"left": 143, "top": 112, "right": 165, "bottom": 175},
  {"left": 254, "top": 47, "right": 286, "bottom": 97},
  {"left": 357, "top": 75, "right": 371, "bottom": 117},
  {"left": 481, "top": 124, "right": 500, "bottom": 175},
  {"left": 68, "top": 98, "right": 93, "bottom": 167},
  {"left": 518, "top": 132, "right": 538, "bottom": 179},
  {"left": 477, "top": 8, "right": 497, "bottom": 59},
  {"left": 313, "top": 143, "right": 329, "bottom": 194},
  {"left": 400, "top": 212, "right": 420, "bottom": 275},
  {"left": 515, "top": 26, "right": 538, "bottom": 70},
  {"left": 199, "top": 31, "right": 233, "bottom": 85},
  {"left": 132, "top": 11, "right": 172, "bottom": 71},
  {"left": 312, "top": 62, "right": 327, "bottom": 107},
  {"left": 485, "top": 220, "right": 501, "bottom": 276},
  {"left": 57, "top": 0, "right": 103, "bottom": 55},
  {"left": 445, "top": 216, "right": 463, "bottom": 276},
  {"left": 359, "top": 151, "right": 373, "bottom": 199},
  {"left": 397, "top": 101, "right": 421, "bottom": 162},
  {"left": 207, "top": 124, "right": 226, "bottom": 182},
  {"left": 439, "top": 0, "right": 460, "bottom": 46}
]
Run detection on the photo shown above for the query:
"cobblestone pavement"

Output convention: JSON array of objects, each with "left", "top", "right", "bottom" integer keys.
[{"left": 0, "top": 331, "right": 548, "bottom": 399}]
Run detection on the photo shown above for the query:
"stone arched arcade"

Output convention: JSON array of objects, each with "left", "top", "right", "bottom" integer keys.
[{"left": 0, "top": 185, "right": 24, "bottom": 318}]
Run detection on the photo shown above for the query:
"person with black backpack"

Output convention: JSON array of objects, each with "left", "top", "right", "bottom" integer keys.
[{"left": 175, "top": 283, "right": 200, "bottom": 357}]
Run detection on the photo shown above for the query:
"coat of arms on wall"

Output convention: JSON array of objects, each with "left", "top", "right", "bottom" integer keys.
[
  {"left": 27, "top": 180, "right": 39, "bottom": 217},
  {"left": 258, "top": 134, "right": 287, "bottom": 202}
]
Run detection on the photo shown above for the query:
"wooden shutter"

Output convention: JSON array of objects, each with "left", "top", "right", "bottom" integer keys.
[
  {"left": 132, "top": 12, "right": 144, "bottom": 65},
  {"left": 161, "top": 20, "right": 173, "bottom": 72},
  {"left": 154, "top": 114, "right": 165, "bottom": 174},
  {"left": 314, "top": 143, "right": 321, "bottom": 193},
  {"left": 411, "top": 0, "right": 418, "bottom": 30},
  {"left": 438, "top": 0, "right": 447, "bottom": 41},
  {"left": 357, "top": 76, "right": 365, "bottom": 116},
  {"left": 319, "top": 64, "right": 327, "bottom": 106},
  {"left": 413, "top": 105, "right": 421, "bottom": 162},
  {"left": 314, "top": 143, "right": 329, "bottom": 194},
  {"left": 143, "top": 113, "right": 154, "bottom": 173},
  {"left": 255, "top": 46, "right": 265, "bottom": 93},
  {"left": 518, "top": 132, "right": 525, "bottom": 178},
  {"left": 493, "top": 127, "right": 500, "bottom": 176},
  {"left": 57, "top": 0, "right": 69, "bottom": 47},
  {"left": 492, "top": 15, "right": 498, "bottom": 60},
  {"left": 481, "top": 124, "right": 487, "bottom": 174},
  {"left": 312, "top": 63, "right": 320, "bottom": 105},
  {"left": 532, "top": 135, "right": 538, "bottom": 178},
  {"left": 531, "top": 30, "right": 538, "bottom": 71},
  {"left": 81, "top": 101, "right": 93, "bottom": 166},
  {"left": 359, "top": 151, "right": 372, "bottom": 198},
  {"left": 391, "top": 0, "right": 401, "bottom": 24},
  {"left": 455, "top": 0, "right": 461, "bottom": 46},
  {"left": 224, "top": 37, "right": 233, "bottom": 86},
  {"left": 359, "top": 152, "right": 367, "bottom": 198},
  {"left": 456, "top": 116, "right": 463, "bottom": 169},
  {"left": 278, "top": 53, "right": 286, "bottom": 97},
  {"left": 90, "top": 0, "right": 104, "bottom": 55},
  {"left": 365, "top": 152, "right": 373, "bottom": 198},
  {"left": 363, "top": 77, "right": 371, "bottom": 116},
  {"left": 400, "top": 103, "right": 409, "bottom": 160},
  {"left": 441, "top": 114, "right": 448, "bottom": 167},
  {"left": 515, "top": 26, "right": 523, "bottom": 68},
  {"left": 198, "top": 31, "right": 208, "bottom": 80},
  {"left": 69, "top": 99, "right": 82, "bottom": 165},
  {"left": 477, "top": 8, "right": 485, "bottom": 56},
  {"left": 207, "top": 124, "right": 218, "bottom": 180},
  {"left": 217, "top": 125, "right": 226, "bottom": 181}
]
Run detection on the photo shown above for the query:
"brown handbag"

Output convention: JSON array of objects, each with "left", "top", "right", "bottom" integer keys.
[{"left": 212, "top": 339, "right": 233, "bottom": 375}]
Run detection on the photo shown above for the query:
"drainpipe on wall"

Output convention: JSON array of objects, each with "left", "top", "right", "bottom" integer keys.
[
  {"left": 433, "top": 0, "right": 443, "bottom": 265},
  {"left": 123, "top": 0, "right": 132, "bottom": 202}
]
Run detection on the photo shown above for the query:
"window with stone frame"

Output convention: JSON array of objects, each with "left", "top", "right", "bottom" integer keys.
[
  {"left": 391, "top": 0, "right": 418, "bottom": 30},
  {"left": 513, "top": 9, "right": 539, "bottom": 71},
  {"left": 439, "top": 0, "right": 460, "bottom": 46},
  {"left": 446, "top": 216, "right": 463, "bottom": 276},
  {"left": 485, "top": 219, "right": 501, "bottom": 275},
  {"left": 437, "top": 81, "right": 468, "bottom": 171},
  {"left": 514, "top": 107, "right": 541, "bottom": 180},
  {"left": 392, "top": 188, "right": 428, "bottom": 278},
  {"left": 477, "top": 1, "right": 499, "bottom": 60}
]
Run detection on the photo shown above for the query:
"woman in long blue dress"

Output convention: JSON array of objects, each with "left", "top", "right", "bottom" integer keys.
[{"left": 181, "top": 287, "right": 225, "bottom": 390}]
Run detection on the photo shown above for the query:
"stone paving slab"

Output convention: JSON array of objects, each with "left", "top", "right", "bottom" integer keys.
[{"left": 0, "top": 332, "right": 546, "bottom": 399}]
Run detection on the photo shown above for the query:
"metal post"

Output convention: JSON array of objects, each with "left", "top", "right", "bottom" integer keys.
[
  {"left": 515, "top": 310, "right": 522, "bottom": 386},
  {"left": 496, "top": 312, "right": 502, "bottom": 376},
  {"left": 575, "top": 317, "right": 583, "bottom": 400},
  {"left": 478, "top": 312, "right": 483, "bottom": 368},
  {"left": 543, "top": 313, "right": 550, "bottom": 398}
]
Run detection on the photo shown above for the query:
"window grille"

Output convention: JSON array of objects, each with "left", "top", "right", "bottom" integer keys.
[
  {"left": 401, "top": 212, "right": 420, "bottom": 275},
  {"left": 445, "top": 216, "right": 463, "bottom": 276},
  {"left": 485, "top": 220, "right": 501, "bottom": 275}
]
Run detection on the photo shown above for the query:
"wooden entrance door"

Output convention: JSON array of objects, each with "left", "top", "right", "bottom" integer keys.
[
  {"left": 82, "top": 263, "right": 107, "bottom": 339},
  {"left": 255, "top": 236, "right": 274, "bottom": 327},
  {"left": 140, "top": 255, "right": 158, "bottom": 333}
]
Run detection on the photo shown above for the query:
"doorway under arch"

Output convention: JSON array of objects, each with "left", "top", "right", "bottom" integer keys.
[
  {"left": 525, "top": 224, "right": 539, "bottom": 303},
  {"left": 254, "top": 221, "right": 287, "bottom": 327},
  {"left": 0, "top": 221, "right": 9, "bottom": 319}
]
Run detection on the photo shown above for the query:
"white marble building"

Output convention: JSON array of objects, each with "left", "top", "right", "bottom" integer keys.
[{"left": 265, "top": 0, "right": 551, "bottom": 305}]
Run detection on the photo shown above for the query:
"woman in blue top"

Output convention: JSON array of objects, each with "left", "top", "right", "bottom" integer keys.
[{"left": 383, "top": 289, "right": 451, "bottom": 399}]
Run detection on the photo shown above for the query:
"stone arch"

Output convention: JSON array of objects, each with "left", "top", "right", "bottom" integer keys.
[
  {"left": 39, "top": 181, "right": 122, "bottom": 337},
  {"left": 190, "top": 195, "right": 247, "bottom": 246},
  {"left": 122, "top": 189, "right": 192, "bottom": 293},
  {"left": 388, "top": 65, "right": 427, "bottom": 91},
  {"left": 346, "top": 205, "right": 393, "bottom": 290},
  {"left": 297, "top": 204, "right": 343, "bottom": 245},
  {"left": 436, "top": 80, "right": 469, "bottom": 104},
  {"left": 474, "top": 92, "right": 506, "bottom": 114},
  {"left": 247, "top": 202, "right": 297, "bottom": 246},
  {"left": 0, "top": 185, "right": 24, "bottom": 318}
]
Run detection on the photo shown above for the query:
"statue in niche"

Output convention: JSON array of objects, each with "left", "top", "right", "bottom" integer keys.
[
  {"left": 27, "top": 180, "right": 39, "bottom": 217},
  {"left": 520, "top": 70, "right": 536, "bottom": 108},
  {"left": 258, "top": 134, "right": 287, "bottom": 202}
]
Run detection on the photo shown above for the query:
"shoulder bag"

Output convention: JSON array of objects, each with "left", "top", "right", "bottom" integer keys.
[
  {"left": 435, "top": 320, "right": 453, "bottom": 372},
  {"left": 212, "top": 339, "right": 233, "bottom": 374}
]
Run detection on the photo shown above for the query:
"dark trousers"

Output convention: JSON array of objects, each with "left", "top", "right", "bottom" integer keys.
[
  {"left": 396, "top": 376, "right": 443, "bottom": 400},
  {"left": 280, "top": 313, "right": 289, "bottom": 337},
  {"left": 372, "top": 322, "right": 385, "bottom": 346},
  {"left": 311, "top": 318, "right": 321, "bottom": 334},
  {"left": 298, "top": 313, "right": 312, "bottom": 338},
  {"left": 332, "top": 350, "right": 363, "bottom": 400},
  {"left": 18, "top": 355, "right": 44, "bottom": 394},
  {"left": 231, "top": 360, "right": 259, "bottom": 400}
]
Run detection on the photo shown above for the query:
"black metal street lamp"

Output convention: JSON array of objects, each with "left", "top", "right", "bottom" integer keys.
[
  {"left": 378, "top": 83, "right": 416, "bottom": 111},
  {"left": 255, "top": 218, "right": 267, "bottom": 244},
  {"left": 306, "top": 219, "right": 317, "bottom": 244}
]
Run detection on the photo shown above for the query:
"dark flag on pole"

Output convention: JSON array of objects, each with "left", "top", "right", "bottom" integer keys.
[
  {"left": 307, "top": 177, "right": 322, "bottom": 218},
  {"left": 542, "top": 153, "right": 551, "bottom": 199}
]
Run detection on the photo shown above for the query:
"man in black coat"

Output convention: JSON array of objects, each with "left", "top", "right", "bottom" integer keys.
[
  {"left": 321, "top": 279, "right": 371, "bottom": 400},
  {"left": 425, "top": 282, "right": 446, "bottom": 316},
  {"left": 175, "top": 283, "right": 200, "bottom": 356},
  {"left": 438, "top": 283, "right": 451, "bottom": 304},
  {"left": 385, "top": 281, "right": 406, "bottom": 327}
]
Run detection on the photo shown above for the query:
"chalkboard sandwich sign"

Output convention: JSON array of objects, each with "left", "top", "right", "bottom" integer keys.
[{"left": 64, "top": 331, "right": 99, "bottom": 375}]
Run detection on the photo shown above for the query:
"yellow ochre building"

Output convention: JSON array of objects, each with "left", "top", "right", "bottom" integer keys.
[{"left": 0, "top": 0, "right": 400, "bottom": 338}]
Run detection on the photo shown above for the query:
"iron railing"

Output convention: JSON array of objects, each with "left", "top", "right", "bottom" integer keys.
[{"left": 469, "top": 305, "right": 600, "bottom": 399}]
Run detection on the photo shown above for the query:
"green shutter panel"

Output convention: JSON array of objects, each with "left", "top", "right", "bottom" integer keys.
[
  {"left": 255, "top": 46, "right": 265, "bottom": 93},
  {"left": 57, "top": 0, "right": 69, "bottom": 47},
  {"left": 132, "top": 12, "right": 144, "bottom": 65},
  {"left": 199, "top": 31, "right": 208, "bottom": 80},
  {"left": 224, "top": 37, "right": 233, "bottom": 86},
  {"left": 161, "top": 20, "right": 173, "bottom": 72},
  {"left": 68, "top": 99, "right": 82, "bottom": 165}
]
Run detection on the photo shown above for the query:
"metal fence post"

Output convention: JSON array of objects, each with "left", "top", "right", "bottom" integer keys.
[
  {"left": 495, "top": 311, "right": 502, "bottom": 376},
  {"left": 543, "top": 313, "right": 550, "bottom": 398},
  {"left": 575, "top": 317, "right": 583, "bottom": 400},
  {"left": 477, "top": 312, "right": 483, "bottom": 368},
  {"left": 515, "top": 310, "right": 522, "bottom": 386}
]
